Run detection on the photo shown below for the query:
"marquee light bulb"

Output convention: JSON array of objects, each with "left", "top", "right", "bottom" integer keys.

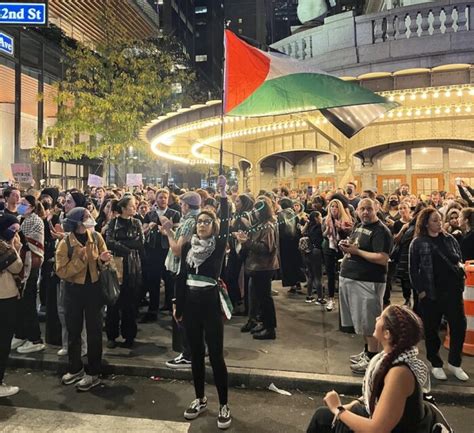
[{"left": 433, "top": 91, "right": 440, "bottom": 98}]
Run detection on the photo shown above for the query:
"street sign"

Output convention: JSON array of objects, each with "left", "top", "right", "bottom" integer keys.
[
  {"left": 0, "top": 2, "right": 47, "bottom": 25},
  {"left": 0, "top": 31, "right": 13, "bottom": 56}
]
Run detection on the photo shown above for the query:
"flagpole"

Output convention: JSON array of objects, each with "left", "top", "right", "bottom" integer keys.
[{"left": 219, "top": 13, "right": 227, "bottom": 176}]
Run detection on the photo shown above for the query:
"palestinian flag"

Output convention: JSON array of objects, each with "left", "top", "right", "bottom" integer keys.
[{"left": 224, "top": 30, "right": 397, "bottom": 138}]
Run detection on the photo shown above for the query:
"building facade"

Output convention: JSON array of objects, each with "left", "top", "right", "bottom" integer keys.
[
  {"left": 142, "top": 0, "right": 474, "bottom": 195},
  {"left": 0, "top": 0, "right": 160, "bottom": 188}
]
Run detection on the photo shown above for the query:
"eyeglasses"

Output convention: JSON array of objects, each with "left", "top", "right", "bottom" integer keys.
[{"left": 197, "top": 219, "right": 213, "bottom": 226}]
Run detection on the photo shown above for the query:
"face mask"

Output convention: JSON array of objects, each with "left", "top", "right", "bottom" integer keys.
[
  {"left": 2, "top": 228, "right": 16, "bottom": 241},
  {"left": 410, "top": 206, "right": 416, "bottom": 211},
  {"left": 82, "top": 217, "right": 96, "bottom": 229},
  {"left": 401, "top": 190, "right": 408, "bottom": 196},
  {"left": 346, "top": 188, "right": 353, "bottom": 195},
  {"left": 17, "top": 204, "right": 30, "bottom": 216},
  {"left": 389, "top": 200, "right": 399, "bottom": 207}
]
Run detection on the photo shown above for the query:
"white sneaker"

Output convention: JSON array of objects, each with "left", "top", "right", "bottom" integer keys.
[
  {"left": 447, "top": 364, "right": 469, "bottom": 381},
  {"left": 10, "top": 338, "right": 26, "bottom": 350},
  {"left": 431, "top": 367, "right": 448, "bottom": 380},
  {"left": 326, "top": 299, "right": 335, "bottom": 312},
  {"left": 0, "top": 383, "right": 19, "bottom": 398},
  {"left": 184, "top": 397, "right": 208, "bottom": 420},
  {"left": 17, "top": 341, "right": 45, "bottom": 354},
  {"left": 57, "top": 348, "right": 68, "bottom": 356},
  {"left": 62, "top": 369, "right": 85, "bottom": 386}
]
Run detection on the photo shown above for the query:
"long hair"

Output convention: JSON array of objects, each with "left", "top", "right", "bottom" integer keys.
[
  {"left": 369, "top": 305, "right": 424, "bottom": 414},
  {"left": 326, "top": 199, "right": 351, "bottom": 225},
  {"left": 414, "top": 207, "right": 439, "bottom": 238},
  {"left": 461, "top": 207, "right": 474, "bottom": 231},
  {"left": 254, "top": 196, "right": 275, "bottom": 224}
]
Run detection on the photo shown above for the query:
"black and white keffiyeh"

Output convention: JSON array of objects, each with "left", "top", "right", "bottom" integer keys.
[
  {"left": 186, "top": 235, "right": 216, "bottom": 272},
  {"left": 362, "top": 347, "right": 431, "bottom": 415}
]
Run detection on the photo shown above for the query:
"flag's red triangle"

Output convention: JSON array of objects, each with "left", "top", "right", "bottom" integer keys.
[{"left": 224, "top": 30, "right": 271, "bottom": 114}]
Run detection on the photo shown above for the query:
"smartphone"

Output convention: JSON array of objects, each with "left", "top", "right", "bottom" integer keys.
[{"left": 307, "top": 186, "right": 313, "bottom": 196}]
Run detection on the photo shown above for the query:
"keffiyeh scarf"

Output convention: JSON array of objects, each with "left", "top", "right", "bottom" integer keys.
[
  {"left": 362, "top": 347, "right": 431, "bottom": 415},
  {"left": 186, "top": 235, "right": 216, "bottom": 272}
]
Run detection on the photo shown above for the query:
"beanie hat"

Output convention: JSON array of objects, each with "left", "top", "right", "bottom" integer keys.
[
  {"left": 0, "top": 214, "right": 20, "bottom": 233},
  {"left": 70, "top": 192, "right": 86, "bottom": 208},
  {"left": 63, "top": 207, "right": 86, "bottom": 233},
  {"left": 180, "top": 192, "right": 201, "bottom": 207},
  {"left": 41, "top": 187, "right": 59, "bottom": 204}
]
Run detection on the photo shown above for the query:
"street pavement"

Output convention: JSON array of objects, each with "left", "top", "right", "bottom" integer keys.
[
  {"left": 0, "top": 369, "right": 473, "bottom": 432},
  {"left": 9, "top": 281, "right": 474, "bottom": 403}
]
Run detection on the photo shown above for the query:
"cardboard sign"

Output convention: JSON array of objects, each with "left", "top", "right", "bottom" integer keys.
[
  {"left": 87, "top": 174, "right": 104, "bottom": 187},
  {"left": 11, "top": 163, "right": 33, "bottom": 184},
  {"left": 126, "top": 173, "right": 143, "bottom": 186}
]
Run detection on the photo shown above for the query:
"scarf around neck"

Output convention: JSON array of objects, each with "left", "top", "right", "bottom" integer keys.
[
  {"left": 186, "top": 234, "right": 216, "bottom": 272},
  {"left": 362, "top": 347, "right": 430, "bottom": 415}
]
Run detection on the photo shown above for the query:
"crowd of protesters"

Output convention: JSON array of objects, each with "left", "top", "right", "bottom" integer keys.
[{"left": 0, "top": 176, "right": 473, "bottom": 430}]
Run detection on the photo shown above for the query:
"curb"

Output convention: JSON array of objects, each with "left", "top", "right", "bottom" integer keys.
[{"left": 8, "top": 353, "right": 474, "bottom": 405}]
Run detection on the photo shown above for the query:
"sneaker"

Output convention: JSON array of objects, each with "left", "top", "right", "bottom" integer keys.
[
  {"left": 17, "top": 341, "right": 45, "bottom": 354},
  {"left": 253, "top": 328, "right": 276, "bottom": 340},
  {"left": 287, "top": 287, "right": 296, "bottom": 294},
  {"left": 184, "top": 397, "right": 208, "bottom": 420},
  {"left": 57, "top": 348, "right": 68, "bottom": 356},
  {"left": 447, "top": 364, "right": 469, "bottom": 381},
  {"left": 326, "top": 299, "right": 335, "bottom": 312},
  {"left": 10, "top": 338, "right": 26, "bottom": 350},
  {"left": 217, "top": 404, "right": 232, "bottom": 429},
  {"left": 76, "top": 375, "right": 100, "bottom": 392},
  {"left": 0, "top": 383, "right": 19, "bottom": 398},
  {"left": 305, "top": 296, "right": 315, "bottom": 303},
  {"left": 350, "top": 350, "right": 366, "bottom": 364},
  {"left": 431, "top": 367, "right": 448, "bottom": 381},
  {"left": 250, "top": 323, "right": 265, "bottom": 334},
  {"left": 106, "top": 340, "right": 117, "bottom": 349},
  {"left": 120, "top": 340, "right": 134, "bottom": 349},
  {"left": 240, "top": 320, "right": 257, "bottom": 333},
  {"left": 350, "top": 353, "right": 371, "bottom": 375},
  {"left": 314, "top": 298, "right": 327, "bottom": 306},
  {"left": 166, "top": 353, "right": 192, "bottom": 369},
  {"left": 62, "top": 369, "right": 85, "bottom": 385}
]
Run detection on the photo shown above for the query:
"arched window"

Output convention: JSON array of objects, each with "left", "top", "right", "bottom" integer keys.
[
  {"left": 316, "top": 154, "right": 335, "bottom": 174},
  {"left": 411, "top": 147, "right": 443, "bottom": 170},
  {"left": 449, "top": 148, "right": 474, "bottom": 168},
  {"left": 378, "top": 150, "right": 406, "bottom": 170}
]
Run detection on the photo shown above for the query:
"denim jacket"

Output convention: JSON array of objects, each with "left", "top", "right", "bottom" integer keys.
[{"left": 409, "top": 232, "right": 462, "bottom": 300}]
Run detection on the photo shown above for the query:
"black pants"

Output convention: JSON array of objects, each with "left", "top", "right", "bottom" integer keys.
[
  {"left": 249, "top": 270, "right": 276, "bottom": 330},
  {"left": 106, "top": 280, "right": 138, "bottom": 342},
  {"left": 401, "top": 278, "right": 419, "bottom": 312},
  {"left": 15, "top": 268, "right": 42, "bottom": 343},
  {"left": 384, "top": 261, "right": 397, "bottom": 306},
  {"left": 323, "top": 249, "right": 340, "bottom": 298},
  {"left": 64, "top": 281, "right": 103, "bottom": 375},
  {"left": 419, "top": 293, "right": 467, "bottom": 368},
  {"left": 226, "top": 249, "right": 244, "bottom": 306},
  {"left": 184, "top": 287, "right": 228, "bottom": 405},
  {"left": 303, "top": 249, "right": 323, "bottom": 298},
  {"left": 0, "top": 297, "right": 17, "bottom": 382},
  {"left": 307, "top": 404, "right": 368, "bottom": 433},
  {"left": 145, "top": 249, "right": 173, "bottom": 311}
]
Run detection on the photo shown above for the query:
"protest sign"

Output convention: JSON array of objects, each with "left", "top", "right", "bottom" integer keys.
[
  {"left": 11, "top": 163, "right": 33, "bottom": 184},
  {"left": 87, "top": 174, "right": 104, "bottom": 187},
  {"left": 126, "top": 173, "right": 143, "bottom": 186}
]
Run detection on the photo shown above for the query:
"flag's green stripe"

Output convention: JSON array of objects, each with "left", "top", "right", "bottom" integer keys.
[{"left": 228, "top": 73, "right": 389, "bottom": 117}]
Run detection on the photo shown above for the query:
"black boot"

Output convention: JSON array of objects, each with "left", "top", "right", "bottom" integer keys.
[
  {"left": 253, "top": 328, "right": 276, "bottom": 340},
  {"left": 250, "top": 323, "right": 265, "bottom": 334}
]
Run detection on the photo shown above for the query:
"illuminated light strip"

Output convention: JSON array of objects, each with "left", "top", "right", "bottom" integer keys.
[
  {"left": 150, "top": 137, "right": 190, "bottom": 164},
  {"left": 382, "top": 85, "right": 474, "bottom": 102},
  {"left": 377, "top": 104, "right": 473, "bottom": 119}
]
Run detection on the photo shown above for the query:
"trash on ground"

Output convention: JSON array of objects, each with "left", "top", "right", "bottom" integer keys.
[
  {"left": 150, "top": 376, "right": 162, "bottom": 381},
  {"left": 268, "top": 383, "right": 292, "bottom": 396},
  {"left": 258, "top": 349, "right": 268, "bottom": 354}
]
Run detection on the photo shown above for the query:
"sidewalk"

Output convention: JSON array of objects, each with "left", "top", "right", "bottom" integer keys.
[{"left": 9, "top": 282, "right": 474, "bottom": 403}]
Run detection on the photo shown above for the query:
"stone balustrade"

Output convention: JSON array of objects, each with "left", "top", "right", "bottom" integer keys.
[{"left": 270, "top": 0, "right": 474, "bottom": 75}]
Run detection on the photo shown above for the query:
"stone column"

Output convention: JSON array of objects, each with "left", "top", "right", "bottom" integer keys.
[{"left": 360, "top": 161, "right": 377, "bottom": 191}]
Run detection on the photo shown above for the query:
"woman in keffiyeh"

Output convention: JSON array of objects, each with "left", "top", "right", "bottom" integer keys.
[
  {"left": 306, "top": 305, "right": 451, "bottom": 433},
  {"left": 11, "top": 195, "right": 46, "bottom": 355}
]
